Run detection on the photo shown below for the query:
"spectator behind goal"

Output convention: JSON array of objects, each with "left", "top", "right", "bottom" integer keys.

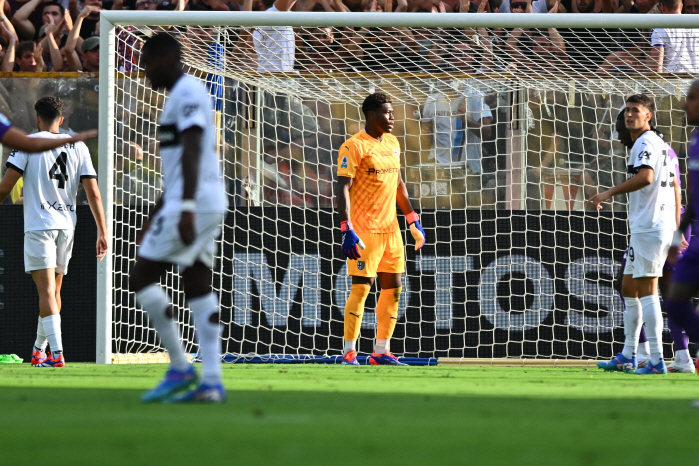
[
  {"left": 252, "top": 0, "right": 296, "bottom": 73},
  {"left": 651, "top": 0, "right": 699, "bottom": 73}
]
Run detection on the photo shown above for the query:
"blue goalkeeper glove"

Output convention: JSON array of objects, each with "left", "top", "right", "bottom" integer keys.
[
  {"left": 406, "top": 212, "right": 425, "bottom": 251},
  {"left": 341, "top": 220, "right": 365, "bottom": 260}
]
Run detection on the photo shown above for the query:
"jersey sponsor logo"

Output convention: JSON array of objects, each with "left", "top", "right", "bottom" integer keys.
[
  {"left": 340, "top": 156, "right": 348, "bottom": 169},
  {"left": 183, "top": 104, "right": 199, "bottom": 117},
  {"left": 366, "top": 167, "right": 400, "bottom": 175},
  {"left": 40, "top": 201, "right": 75, "bottom": 212}
]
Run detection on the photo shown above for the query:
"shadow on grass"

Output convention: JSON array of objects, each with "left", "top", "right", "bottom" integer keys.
[{"left": 1, "top": 386, "right": 698, "bottom": 466}]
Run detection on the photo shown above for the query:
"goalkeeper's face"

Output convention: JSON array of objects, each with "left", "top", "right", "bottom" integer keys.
[{"left": 369, "top": 103, "right": 395, "bottom": 134}]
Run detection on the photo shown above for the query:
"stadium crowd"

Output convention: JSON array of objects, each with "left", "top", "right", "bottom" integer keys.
[{"left": 0, "top": 0, "right": 696, "bottom": 209}]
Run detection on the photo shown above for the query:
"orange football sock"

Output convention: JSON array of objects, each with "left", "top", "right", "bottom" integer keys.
[
  {"left": 376, "top": 287, "right": 401, "bottom": 340},
  {"left": 344, "top": 284, "right": 371, "bottom": 342}
]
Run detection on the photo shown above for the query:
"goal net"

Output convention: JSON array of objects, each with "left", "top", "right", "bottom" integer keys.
[{"left": 99, "top": 12, "right": 696, "bottom": 364}]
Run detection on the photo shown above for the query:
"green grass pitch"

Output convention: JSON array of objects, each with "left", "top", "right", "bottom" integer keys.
[{"left": 2, "top": 364, "right": 699, "bottom": 465}]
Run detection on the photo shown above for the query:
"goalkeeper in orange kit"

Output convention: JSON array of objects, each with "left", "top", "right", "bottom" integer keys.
[{"left": 337, "top": 93, "right": 426, "bottom": 366}]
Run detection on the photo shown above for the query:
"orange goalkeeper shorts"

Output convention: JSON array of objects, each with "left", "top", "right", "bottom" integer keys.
[{"left": 347, "top": 230, "right": 405, "bottom": 277}]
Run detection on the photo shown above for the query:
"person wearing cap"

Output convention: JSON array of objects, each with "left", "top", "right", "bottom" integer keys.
[
  {"left": 64, "top": 4, "right": 100, "bottom": 71},
  {"left": 80, "top": 36, "right": 99, "bottom": 72}
]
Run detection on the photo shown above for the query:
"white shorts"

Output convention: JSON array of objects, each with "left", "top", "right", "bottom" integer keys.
[
  {"left": 138, "top": 211, "right": 223, "bottom": 269},
  {"left": 623, "top": 231, "right": 673, "bottom": 278},
  {"left": 24, "top": 229, "right": 75, "bottom": 275}
]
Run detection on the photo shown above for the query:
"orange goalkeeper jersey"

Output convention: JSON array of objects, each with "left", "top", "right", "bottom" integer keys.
[{"left": 337, "top": 130, "right": 401, "bottom": 233}]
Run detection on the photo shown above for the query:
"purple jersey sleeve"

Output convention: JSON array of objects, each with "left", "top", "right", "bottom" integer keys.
[{"left": 0, "top": 113, "right": 12, "bottom": 141}]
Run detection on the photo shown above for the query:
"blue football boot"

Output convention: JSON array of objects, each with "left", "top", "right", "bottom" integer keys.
[
  {"left": 167, "top": 383, "right": 226, "bottom": 404},
  {"left": 141, "top": 365, "right": 198, "bottom": 403},
  {"left": 635, "top": 360, "right": 668, "bottom": 374},
  {"left": 597, "top": 353, "right": 637, "bottom": 373}
]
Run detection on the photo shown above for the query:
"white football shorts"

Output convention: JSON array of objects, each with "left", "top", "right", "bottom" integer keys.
[
  {"left": 138, "top": 211, "right": 224, "bottom": 269},
  {"left": 24, "top": 229, "right": 75, "bottom": 275},
  {"left": 623, "top": 230, "right": 673, "bottom": 278}
]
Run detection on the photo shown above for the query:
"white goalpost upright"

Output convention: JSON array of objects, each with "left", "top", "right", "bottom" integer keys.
[{"left": 98, "top": 11, "right": 698, "bottom": 364}]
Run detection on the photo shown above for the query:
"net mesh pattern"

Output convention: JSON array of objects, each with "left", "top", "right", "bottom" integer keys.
[{"left": 110, "top": 23, "right": 695, "bottom": 361}]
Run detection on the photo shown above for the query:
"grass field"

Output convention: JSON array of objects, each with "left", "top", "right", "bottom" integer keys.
[{"left": 2, "top": 364, "right": 699, "bottom": 465}]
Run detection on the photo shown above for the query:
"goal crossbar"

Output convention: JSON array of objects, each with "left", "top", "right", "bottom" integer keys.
[{"left": 100, "top": 11, "right": 699, "bottom": 29}]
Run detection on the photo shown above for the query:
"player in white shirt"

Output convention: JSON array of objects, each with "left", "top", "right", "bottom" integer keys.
[
  {"left": 0, "top": 96, "right": 108, "bottom": 367},
  {"left": 130, "top": 33, "right": 228, "bottom": 403},
  {"left": 589, "top": 94, "right": 680, "bottom": 375}
]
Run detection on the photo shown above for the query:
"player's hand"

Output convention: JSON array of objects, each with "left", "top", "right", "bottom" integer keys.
[
  {"left": 586, "top": 191, "right": 610, "bottom": 211},
  {"left": 66, "top": 129, "right": 98, "bottom": 143},
  {"left": 680, "top": 234, "right": 689, "bottom": 252},
  {"left": 179, "top": 211, "right": 196, "bottom": 245},
  {"left": 340, "top": 220, "right": 364, "bottom": 260},
  {"left": 406, "top": 212, "right": 426, "bottom": 251},
  {"left": 96, "top": 234, "right": 108, "bottom": 261}
]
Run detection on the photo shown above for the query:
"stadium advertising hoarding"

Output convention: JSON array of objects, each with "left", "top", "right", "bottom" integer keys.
[
  {"left": 222, "top": 208, "right": 634, "bottom": 360},
  {"left": 1, "top": 206, "right": 651, "bottom": 362}
]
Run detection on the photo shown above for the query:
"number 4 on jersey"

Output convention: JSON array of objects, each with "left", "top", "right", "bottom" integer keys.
[{"left": 49, "top": 151, "right": 68, "bottom": 189}]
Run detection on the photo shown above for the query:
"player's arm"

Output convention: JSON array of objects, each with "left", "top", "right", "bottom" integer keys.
[
  {"left": 337, "top": 175, "right": 352, "bottom": 224},
  {"left": 82, "top": 178, "right": 109, "bottom": 261},
  {"left": 586, "top": 167, "right": 653, "bottom": 210},
  {"left": 669, "top": 177, "right": 694, "bottom": 264},
  {"left": 337, "top": 175, "right": 364, "bottom": 259},
  {"left": 1, "top": 127, "right": 97, "bottom": 153},
  {"left": 336, "top": 141, "right": 364, "bottom": 259},
  {"left": 396, "top": 171, "right": 425, "bottom": 250},
  {"left": 179, "top": 126, "right": 203, "bottom": 246},
  {"left": 0, "top": 165, "right": 21, "bottom": 203},
  {"left": 674, "top": 174, "right": 682, "bottom": 229}
]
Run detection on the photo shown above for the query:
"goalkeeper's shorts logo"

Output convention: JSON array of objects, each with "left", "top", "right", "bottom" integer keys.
[{"left": 357, "top": 261, "right": 365, "bottom": 271}]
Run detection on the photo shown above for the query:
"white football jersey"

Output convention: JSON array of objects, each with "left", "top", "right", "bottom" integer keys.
[
  {"left": 627, "top": 131, "right": 677, "bottom": 234},
  {"left": 157, "top": 75, "right": 227, "bottom": 215},
  {"left": 6, "top": 132, "right": 96, "bottom": 232}
]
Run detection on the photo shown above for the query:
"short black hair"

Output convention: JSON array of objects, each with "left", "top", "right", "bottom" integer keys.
[
  {"left": 626, "top": 93, "right": 656, "bottom": 115},
  {"left": 660, "top": 0, "right": 682, "bottom": 9},
  {"left": 35, "top": 96, "right": 63, "bottom": 124},
  {"left": 16, "top": 41, "right": 34, "bottom": 59},
  {"left": 362, "top": 92, "right": 392, "bottom": 118},
  {"left": 142, "top": 32, "right": 181, "bottom": 61},
  {"left": 41, "top": 1, "right": 65, "bottom": 17}
]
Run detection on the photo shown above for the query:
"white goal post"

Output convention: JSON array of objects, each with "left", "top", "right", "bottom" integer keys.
[{"left": 98, "top": 11, "right": 699, "bottom": 364}]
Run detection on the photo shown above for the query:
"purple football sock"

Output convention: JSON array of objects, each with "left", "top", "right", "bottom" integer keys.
[
  {"left": 668, "top": 314, "right": 689, "bottom": 351},
  {"left": 665, "top": 299, "right": 699, "bottom": 344},
  {"left": 638, "top": 325, "right": 648, "bottom": 344}
]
